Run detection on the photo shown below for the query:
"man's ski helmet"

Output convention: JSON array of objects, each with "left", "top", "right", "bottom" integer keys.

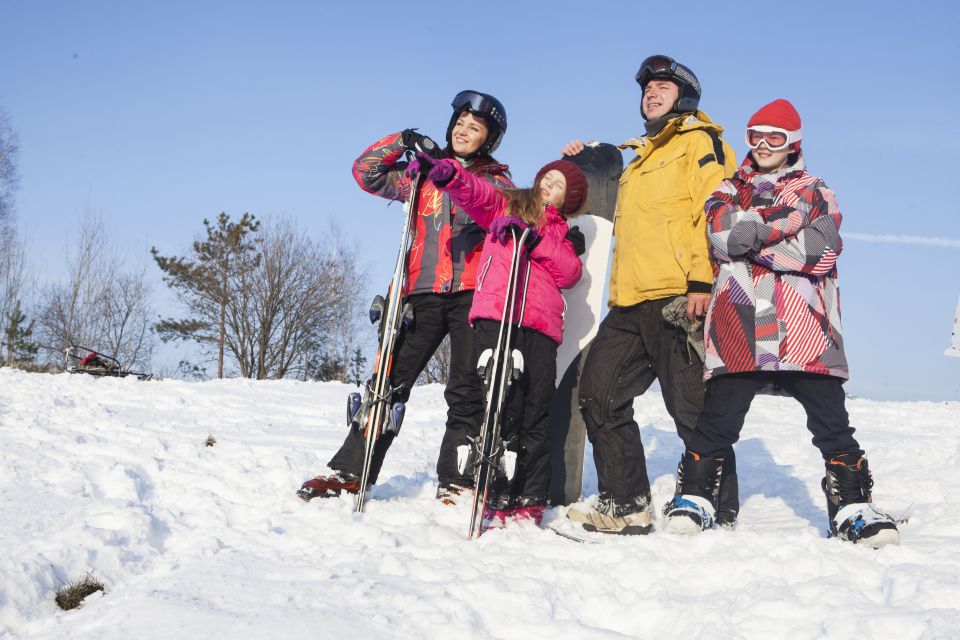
[
  {"left": 635, "top": 55, "right": 701, "bottom": 118},
  {"left": 446, "top": 90, "right": 508, "bottom": 155}
]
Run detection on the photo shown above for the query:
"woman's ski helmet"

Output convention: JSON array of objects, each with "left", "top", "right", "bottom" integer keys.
[{"left": 446, "top": 90, "right": 508, "bottom": 155}]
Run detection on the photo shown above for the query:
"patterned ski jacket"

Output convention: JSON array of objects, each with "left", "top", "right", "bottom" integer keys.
[
  {"left": 703, "top": 151, "right": 848, "bottom": 380},
  {"left": 433, "top": 160, "right": 582, "bottom": 345},
  {"left": 609, "top": 111, "right": 737, "bottom": 307},
  {"left": 352, "top": 132, "right": 514, "bottom": 296}
]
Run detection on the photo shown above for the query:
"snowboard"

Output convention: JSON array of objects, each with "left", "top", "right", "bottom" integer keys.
[
  {"left": 548, "top": 143, "right": 623, "bottom": 506},
  {"left": 947, "top": 295, "right": 960, "bottom": 358}
]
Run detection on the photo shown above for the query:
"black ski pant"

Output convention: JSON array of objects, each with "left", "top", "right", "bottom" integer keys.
[
  {"left": 578, "top": 298, "right": 736, "bottom": 515},
  {"left": 686, "top": 371, "right": 864, "bottom": 459},
  {"left": 474, "top": 320, "right": 557, "bottom": 506},
  {"left": 328, "top": 291, "right": 482, "bottom": 486}
]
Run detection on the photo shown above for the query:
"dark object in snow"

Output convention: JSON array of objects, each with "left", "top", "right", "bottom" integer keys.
[
  {"left": 67, "top": 345, "right": 152, "bottom": 381},
  {"left": 205, "top": 434, "right": 217, "bottom": 447},
  {"left": 55, "top": 573, "right": 105, "bottom": 610}
]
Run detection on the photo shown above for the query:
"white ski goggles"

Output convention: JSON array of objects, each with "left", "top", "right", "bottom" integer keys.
[{"left": 745, "top": 125, "right": 802, "bottom": 152}]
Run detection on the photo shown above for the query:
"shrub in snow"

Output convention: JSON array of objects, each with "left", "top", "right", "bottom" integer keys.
[{"left": 54, "top": 573, "right": 105, "bottom": 611}]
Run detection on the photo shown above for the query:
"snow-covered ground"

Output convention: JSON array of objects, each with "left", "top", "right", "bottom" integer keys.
[{"left": 1, "top": 368, "right": 958, "bottom": 639}]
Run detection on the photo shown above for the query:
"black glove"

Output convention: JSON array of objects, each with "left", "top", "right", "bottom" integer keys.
[
  {"left": 565, "top": 226, "right": 586, "bottom": 256},
  {"left": 401, "top": 129, "right": 441, "bottom": 158}
]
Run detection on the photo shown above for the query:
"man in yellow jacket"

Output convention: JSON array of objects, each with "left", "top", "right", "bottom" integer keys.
[{"left": 563, "top": 55, "right": 738, "bottom": 535}]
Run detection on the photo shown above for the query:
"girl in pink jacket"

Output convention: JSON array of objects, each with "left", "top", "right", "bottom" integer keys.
[{"left": 410, "top": 152, "right": 587, "bottom": 525}]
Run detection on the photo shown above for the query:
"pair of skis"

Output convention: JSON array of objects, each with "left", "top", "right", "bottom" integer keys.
[
  {"left": 351, "top": 138, "right": 434, "bottom": 513},
  {"left": 349, "top": 141, "right": 532, "bottom": 540},
  {"left": 466, "top": 227, "right": 530, "bottom": 540}
]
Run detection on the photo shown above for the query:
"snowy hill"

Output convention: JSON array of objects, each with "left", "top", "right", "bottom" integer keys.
[{"left": 1, "top": 368, "right": 958, "bottom": 639}]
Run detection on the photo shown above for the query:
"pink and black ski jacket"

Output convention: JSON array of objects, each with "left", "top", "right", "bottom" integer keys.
[
  {"left": 703, "top": 151, "right": 848, "bottom": 380},
  {"left": 434, "top": 159, "right": 582, "bottom": 345},
  {"left": 352, "top": 132, "right": 514, "bottom": 296}
]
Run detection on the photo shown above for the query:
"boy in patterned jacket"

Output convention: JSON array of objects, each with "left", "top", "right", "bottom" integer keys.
[{"left": 661, "top": 99, "right": 900, "bottom": 547}]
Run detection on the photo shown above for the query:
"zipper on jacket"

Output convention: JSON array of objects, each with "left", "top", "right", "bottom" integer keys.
[
  {"left": 477, "top": 256, "right": 493, "bottom": 292},
  {"left": 517, "top": 262, "right": 532, "bottom": 327}
]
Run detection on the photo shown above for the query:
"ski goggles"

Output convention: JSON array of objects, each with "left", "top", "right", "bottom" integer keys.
[
  {"left": 745, "top": 125, "right": 802, "bottom": 151},
  {"left": 451, "top": 90, "right": 507, "bottom": 130},
  {"left": 635, "top": 55, "right": 678, "bottom": 86}
]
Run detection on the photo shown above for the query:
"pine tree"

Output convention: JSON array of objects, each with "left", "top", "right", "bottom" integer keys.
[
  {"left": 349, "top": 346, "right": 367, "bottom": 384},
  {"left": 152, "top": 212, "right": 261, "bottom": 378},
  {"left": 4, "top": 299, "right": 38, "bottom": 367}
]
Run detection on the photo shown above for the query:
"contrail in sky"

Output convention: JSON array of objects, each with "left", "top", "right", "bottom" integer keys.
[{"left": 844, "top": 232, "right": 960, "bottom": 249}]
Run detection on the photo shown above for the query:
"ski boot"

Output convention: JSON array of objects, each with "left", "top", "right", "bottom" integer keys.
[
  {"left": 662, "top": 450, "right": 723, "bottom": 536},
  {"left": 481, "top": 492, "right": 513, "bottom": 532},
  {"left": 822, "top": 454, "right": 900, "bottom": 548},
  {"left": 436, "top": 483, "right": 469, "bottom": 506},
  {"left": 567, "top": 493, "right": 654, "bottom": 535},
  {"left": 297, "top": 471, "right": 363, "bottom": 502},
  {"left": 512, "top": 497, "right": 546, "bottom": 526}
]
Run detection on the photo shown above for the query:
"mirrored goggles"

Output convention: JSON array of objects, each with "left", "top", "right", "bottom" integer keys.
[
  {"left": 451, "top": 90, "right": 503, "bottom": 126},
  {"left": 745, "top": 125, "right": 801, "bottom": 152},
  {"left": 635, "top": 55, "right": 677, "bottom": 86}
]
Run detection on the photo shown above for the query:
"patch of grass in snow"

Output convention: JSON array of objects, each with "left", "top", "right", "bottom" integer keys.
[{"left": 54, "top": 573, "right": 105, "bottom": 611}]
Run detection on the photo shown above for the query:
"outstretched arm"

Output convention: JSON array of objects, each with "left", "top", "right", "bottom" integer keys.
[{"left": 431, "top": 160, "right": 508, "bottom": 229}]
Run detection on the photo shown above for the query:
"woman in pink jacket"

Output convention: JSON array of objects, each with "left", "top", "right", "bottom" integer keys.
[{"left": 410, "top": 152, "right": 587, "bottom": 525}]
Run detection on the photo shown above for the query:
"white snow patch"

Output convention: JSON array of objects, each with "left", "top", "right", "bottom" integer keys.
[{"left": 1, "top": 369, "right": 958, "bottom": 638}]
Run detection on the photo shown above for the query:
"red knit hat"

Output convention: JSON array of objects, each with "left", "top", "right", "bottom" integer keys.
[
  {"left": 747, "top": 99, "right": 802, "bottom": 147},
  {"left": 534, "top": 160, "right": 588, "bottom": 216}
]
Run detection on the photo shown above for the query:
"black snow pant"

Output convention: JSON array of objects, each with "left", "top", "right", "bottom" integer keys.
[
  {"left": 328, "top": 291, "right": 483, "bottom": 486},
  {"left": 474, "top": 320, "right": 558, "bottom": 507},
  {"left": 685, "top": 371, "right": 864, "bottom": 459},
  {"left": 578, "top": 298, "right": 736, "bottom": 516}
]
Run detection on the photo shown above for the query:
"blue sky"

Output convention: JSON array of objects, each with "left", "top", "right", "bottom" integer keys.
[{"left": 2, "top": 0, "right": 958, "bottom": 400}]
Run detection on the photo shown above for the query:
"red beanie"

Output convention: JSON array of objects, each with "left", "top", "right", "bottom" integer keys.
[
  {"left": 748, "top": 99, "right": 802, "bottom": 132},
  {"left": 534, "top": 160, "right": 588, "bottom": 216}
]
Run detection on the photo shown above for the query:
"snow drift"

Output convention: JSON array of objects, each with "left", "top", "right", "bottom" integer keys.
[{"left": 1, "top": 369, "right": 958, "bottom": 638}]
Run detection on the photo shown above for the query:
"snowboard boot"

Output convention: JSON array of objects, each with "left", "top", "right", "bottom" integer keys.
[
  {"left": 716, "top": 452, "right": 740, "bottom": 527},
  {"left": 662, "top": 450, "right": 723, "bottom": 536},
  {"left": 567, "top": 493, "right": 654, "bottom": 535},
  {"left": 435, "top": 483, "right": 469, "bottom": 506},
  {"left": 671, "top": 448, "right": 739, "bottom": 526},
  {"left": 822, "top": 454, "right": 900, "bottom": 548},
  {"left": 297, "top": 471, "right": 363, "bottom": 502}
]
